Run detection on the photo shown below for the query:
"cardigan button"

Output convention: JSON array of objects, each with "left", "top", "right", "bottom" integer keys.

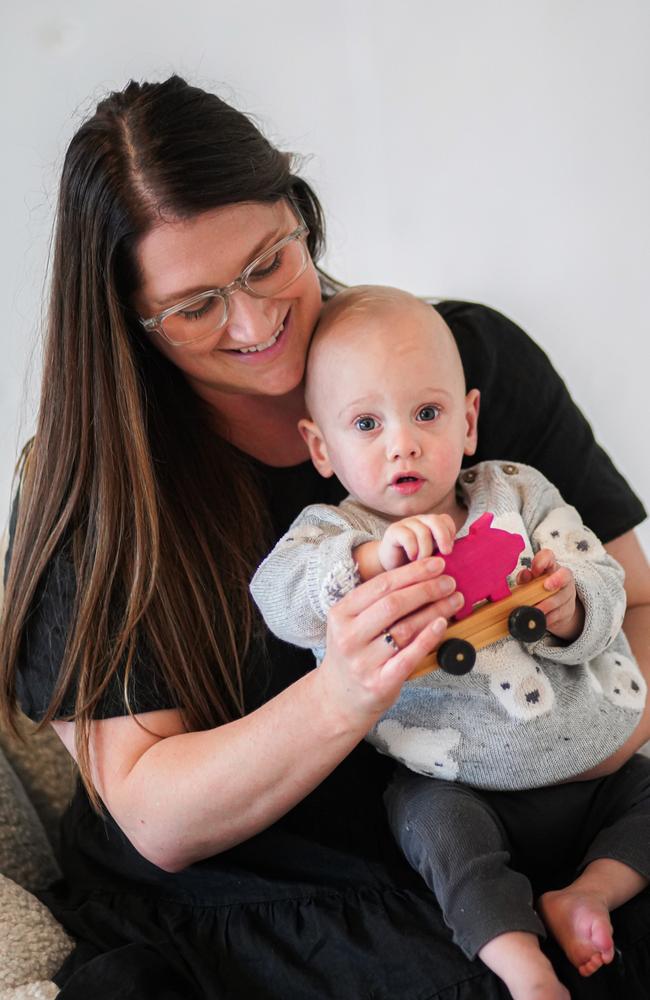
[{"left": 501, "top": 464, "right": 519, "bottom": 475}]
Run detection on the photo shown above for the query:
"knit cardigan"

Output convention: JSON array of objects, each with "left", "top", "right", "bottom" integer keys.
[{"left": 251, "top": 461, "right": 646, "bottom": 790}]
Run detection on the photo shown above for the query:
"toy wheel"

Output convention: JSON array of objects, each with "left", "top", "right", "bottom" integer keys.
[
  {"left": 508, "top": 605, "right": 546, "bottom": 642},
  {"left": 438, "top": 638, "right": 476, "bottom": 675}
]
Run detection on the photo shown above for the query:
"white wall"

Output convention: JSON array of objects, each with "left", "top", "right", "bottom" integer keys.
[{"left": 2, "top": 0, "right": 649, "bottom": 552}]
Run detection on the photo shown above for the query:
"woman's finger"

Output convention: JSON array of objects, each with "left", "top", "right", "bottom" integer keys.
[
  {"left": 338, "top": 556, "right": 446, "bottom": 616},
  {"left": 383, "top": 591, "right": 465, "bottom": 649},
  {"left": 352, "top": 571, "right": 461, "bottom": 646},
  {"left": 379, "top": 617, "right": 449, "bottom": 687}
]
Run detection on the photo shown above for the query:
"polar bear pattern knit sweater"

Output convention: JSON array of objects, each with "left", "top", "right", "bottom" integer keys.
[{"left": 251, "top": 462, "right": 645, "bottom": 790}]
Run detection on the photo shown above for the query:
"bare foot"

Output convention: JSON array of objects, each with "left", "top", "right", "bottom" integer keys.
[
  {"left": 539, "top": 887, "right": 615, "bottom": 977},
  {"left": 479, "top": 931, "right": 570, "bottom": 999}
]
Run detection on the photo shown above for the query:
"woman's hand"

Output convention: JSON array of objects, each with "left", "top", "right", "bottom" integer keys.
[
  {"left": 377, "top": 513, "right": 456, "bottom": 570},
  {"left": 318, "top": 555, "right": 463, "bottom": 730},
  {"left": 517, "top": 548, "right": 584, "bottom": 641}
]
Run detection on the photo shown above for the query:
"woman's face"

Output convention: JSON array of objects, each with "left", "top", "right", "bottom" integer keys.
[{"left": 133, "top": 199, "right": 323, "bottom": 405}]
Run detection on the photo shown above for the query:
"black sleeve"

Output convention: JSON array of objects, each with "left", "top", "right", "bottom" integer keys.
[
  {"left": 6, "top": 499, "right": 178, "bottom": 722},
  {"left": 436, "top": 300, "right": 647, "bottom": 543}
]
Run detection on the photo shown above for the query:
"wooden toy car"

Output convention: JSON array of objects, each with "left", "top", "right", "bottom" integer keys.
[
  {"left": 409, "top": 512, "right": 560, "bottom": 679},
  {"left": 410, "top": 573, "right": 559, "bottom": 679}
]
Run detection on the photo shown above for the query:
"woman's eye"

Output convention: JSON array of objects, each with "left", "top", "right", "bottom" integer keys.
[
  {"left": 250, "top": 251, "right": 282, "bottom": 280},
  {"left": 354, "top": 416, "right": 378, "bottom": 432},
  {"left": 416, "top": 405, "right": 440, "bottom": 422},
  {"left": 180, "top": 298, "right": 217, "bottom": 322}
]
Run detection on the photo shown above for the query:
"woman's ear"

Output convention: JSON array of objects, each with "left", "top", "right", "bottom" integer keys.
[
  {"left": 463, "top": 388, "right": 480, "bottom": 456},
  {"left": 298, "top": 418, "right": 334, "bottom": 478}
]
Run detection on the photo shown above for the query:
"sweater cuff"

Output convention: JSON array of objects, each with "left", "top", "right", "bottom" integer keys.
[
  {"left": 309, "top": 529, "right": 376, "bottom": 616},
  {"left": 531, "top": 566, "right": 625, "bottom": 664}
]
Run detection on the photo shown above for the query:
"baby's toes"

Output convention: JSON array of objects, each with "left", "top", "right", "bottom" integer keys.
[{"left": 578, "top": 954, "right": 603, "bottom": 977}]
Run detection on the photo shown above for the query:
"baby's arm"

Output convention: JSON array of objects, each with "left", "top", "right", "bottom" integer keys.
[
  {"left": 250, "top": 503, "right": 376, "bottom": 651},
  {"left": 519, "top": 467, "right": 627, "bottom": 663}
]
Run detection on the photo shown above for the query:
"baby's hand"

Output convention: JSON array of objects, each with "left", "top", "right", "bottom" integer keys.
[
  {"left": 378, "top": 514, "right": 456, "bottom": 571},
  {"left": 517, "top": 548, "right": 584, "bottom": 641}
]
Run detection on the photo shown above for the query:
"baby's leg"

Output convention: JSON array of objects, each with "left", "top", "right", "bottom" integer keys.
[
  {"left": 540, "top": 859, "right": 647, "bottom": 977},
  {"left": 540, "top": 754, "right": 650, "bottom": 977},
  {"left": 480, "top": 932, "right": 569, "bottom": 1000},
  {"left": 384, "top": 770, "right": 568, "bottom": 998}
]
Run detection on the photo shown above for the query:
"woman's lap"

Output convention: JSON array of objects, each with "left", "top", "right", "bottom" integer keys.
[{"left": 45, "top": 879, "right": 650, "bottom": 999}]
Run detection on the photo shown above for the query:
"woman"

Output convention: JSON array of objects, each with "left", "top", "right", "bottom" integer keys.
[{"left": 2, "top": 75, "right": 650, "bottom": 999}]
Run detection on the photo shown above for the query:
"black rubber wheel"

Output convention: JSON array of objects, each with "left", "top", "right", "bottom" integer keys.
[
  {"left": 438, "top": 638, "right": 476, "bottom": 675},
  {"left": 508, "top": 605, "right": 546, "bottom": 642}
]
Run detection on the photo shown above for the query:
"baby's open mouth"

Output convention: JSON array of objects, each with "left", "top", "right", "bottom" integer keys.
[{"left": 391, "top": 474, "right": 424, "bottom": 494}]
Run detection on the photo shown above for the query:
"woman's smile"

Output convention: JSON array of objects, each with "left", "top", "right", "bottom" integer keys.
[{"left": 220, "top": 311, "right": 289, "bottom": 361}]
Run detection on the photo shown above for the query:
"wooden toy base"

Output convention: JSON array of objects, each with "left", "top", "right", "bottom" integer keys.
[{"left": 410, "top": 573, "right": 559, "bottom": 679}]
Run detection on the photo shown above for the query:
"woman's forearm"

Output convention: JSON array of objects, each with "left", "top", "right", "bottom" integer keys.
[
  {"left": 607, "top": 530, "right": 650, "bottom": 717},
  {"left": 108, "top": 667, "right": 365, "bottom": 871},
  {"left": 53, "top": 559, "right": 460, "bottom": 870}
]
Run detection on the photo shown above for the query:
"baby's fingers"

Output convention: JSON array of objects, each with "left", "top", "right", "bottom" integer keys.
[
  {"left": 531, "top": 548, "right": 557, "bottom": 576},
  {"left": 536, "top": 576, "right": 576, "bottom": 623},
  {"left": 391, "top": 526, "right": 420, "bottom": 563},
  {"left": 543, "top": 565, "right": 574, "bottom": 593},
  {"left": 418, "top": 514, "right": 456, "bottom": 556}
]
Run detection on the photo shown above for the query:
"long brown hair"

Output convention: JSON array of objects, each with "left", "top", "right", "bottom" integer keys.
[{"left": 0, "top": 76, "right": 326, "bottom": 808}]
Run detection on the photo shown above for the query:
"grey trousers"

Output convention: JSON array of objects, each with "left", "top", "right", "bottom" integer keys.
[{"left": 384, "top": 754, "right": 650, "bottom": 959}]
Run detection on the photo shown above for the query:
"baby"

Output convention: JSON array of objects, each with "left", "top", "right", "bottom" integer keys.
[{"left": 251, "top": 286, "right": 650, "bottom": 999}]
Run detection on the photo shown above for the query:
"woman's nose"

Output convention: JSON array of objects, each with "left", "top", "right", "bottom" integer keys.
[
  {"left": 386, "top": 428, "right": 421, "bottom": 461},
  {"left": 223, "top": 291, "right": 282, "bottom": 347}
]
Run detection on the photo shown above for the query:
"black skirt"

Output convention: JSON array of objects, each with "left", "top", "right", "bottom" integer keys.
[{"left": 43, "top": 748, "right": 650, "bottom": 1000}]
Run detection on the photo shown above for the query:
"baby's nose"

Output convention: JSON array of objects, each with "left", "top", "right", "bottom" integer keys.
[{"left": 387, "top": 430, "right": 421, "bottom": 460}]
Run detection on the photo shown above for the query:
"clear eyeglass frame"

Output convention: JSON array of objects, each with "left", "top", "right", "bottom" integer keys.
[{"left": 139, "top": 214, "right": 310, "bottom": 347}]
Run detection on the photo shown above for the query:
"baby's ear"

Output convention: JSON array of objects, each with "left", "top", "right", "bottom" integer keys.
[
  {"left": 298, "top": 418, "right": 334, "bottom": 478},
  {"left": 463, "top": 388, "right": 480, "bottom": 456}
]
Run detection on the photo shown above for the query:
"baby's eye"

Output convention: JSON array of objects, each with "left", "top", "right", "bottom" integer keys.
[
  {"left": 416, "top": 405, "right": 440, "bottom": 422},
  {"left": 354, "top": 416, "right": 378, "bottom": 432}
]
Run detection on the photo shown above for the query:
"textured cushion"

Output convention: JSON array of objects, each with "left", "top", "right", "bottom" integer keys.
[
  {"left": 0, "top": 744, "right": 73, "bottom": 996},
  {"left": 0, "top": 873, "right": 72, "bottom": 993},
  {"left": 0, "top": 744, "right": 61, "bottom": 893},
  {"left": 1, "top": 503, "right": 75, "bottom": 996},
  {"left": 0, "top": 984, "right": 60, "bottom": 999},
  {"left": 0, "top": 715, "right": 76, "bottom": 857}
]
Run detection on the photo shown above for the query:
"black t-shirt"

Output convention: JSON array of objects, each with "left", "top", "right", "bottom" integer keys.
[{"left": 8, "top": 301, "right": 650, "bottom": 1000}]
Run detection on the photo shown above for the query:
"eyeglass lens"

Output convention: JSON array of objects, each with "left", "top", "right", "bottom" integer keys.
[{"left": 161, "top": 233, "right": 308, "bottom": 345}]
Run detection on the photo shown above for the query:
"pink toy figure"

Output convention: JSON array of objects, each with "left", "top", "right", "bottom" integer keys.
[{"left": 442, "top": 513, "right": 525, "bottom": 621}]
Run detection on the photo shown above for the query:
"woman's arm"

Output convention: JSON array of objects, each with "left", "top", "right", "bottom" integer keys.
[
  {"left": 52, "top": 557, "right": 458, "bottom": 872},
  {"left": 574, "top": 529, "right": 650, "bottom": 779}
]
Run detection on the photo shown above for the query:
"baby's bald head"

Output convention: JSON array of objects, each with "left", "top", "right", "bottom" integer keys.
[
  {"left": 305, "top": 285, "right": 466, "bottom": 425},
  {"left": 298, "top": 284, "right": 480, "bottom": 512}
]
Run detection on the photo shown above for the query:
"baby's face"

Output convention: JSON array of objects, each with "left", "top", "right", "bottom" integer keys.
[{"left": 302, "top": 297, "right": 479, "bottom": 520}]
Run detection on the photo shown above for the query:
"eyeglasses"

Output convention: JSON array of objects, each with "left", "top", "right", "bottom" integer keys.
[{"left": 139, "top": 216, "right": 310, "bottom": 347}]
